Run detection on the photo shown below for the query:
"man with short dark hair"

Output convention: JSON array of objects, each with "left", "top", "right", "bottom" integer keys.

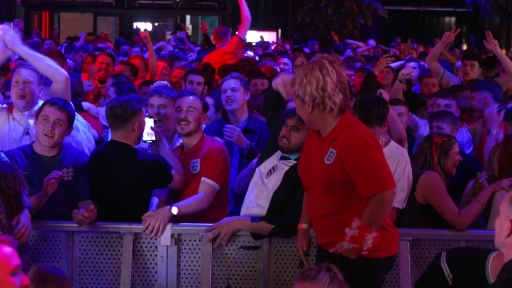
[
  {"left": 248, "top": 70, "right": 270, "bottom": 95},
  {"left": 277, "top": 55, "right": 293, "bottom": 74},
  {"left": 115, "top": 60, "right": 139, "bottom": 83},
  {"left": 202, "top": 0, "right": 252, "bottom": 70},
  {"left": 184, "top": 69, "right": 208, "bottom": 96},
  {"left": 89, "top": 95, "right": 184, "bottom": 236},
  {"left": 353, "top": 95, "right": 412, "bottom": 224},
  {"left": 6, "top": 98, "right": 97, "bottom": 225}
]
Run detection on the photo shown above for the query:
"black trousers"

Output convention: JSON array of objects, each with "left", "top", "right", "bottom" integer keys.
[{"left": 316, "top": 245, "right": 396, "bottom": 288}]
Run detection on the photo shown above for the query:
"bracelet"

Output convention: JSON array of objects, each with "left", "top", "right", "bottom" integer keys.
[
  {"left": 298, "top": 223, "right": 310, "bottom": 230},
  {"left": 473, "top": 198, "right": 486, "bottom": 209},
  {"left": 397, "top": 79, "right": 405, "bottom": 84}
]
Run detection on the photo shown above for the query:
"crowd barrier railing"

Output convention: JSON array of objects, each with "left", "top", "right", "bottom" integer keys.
[{"left": 22, "top": 222, "right": 496, "bottom": 288}]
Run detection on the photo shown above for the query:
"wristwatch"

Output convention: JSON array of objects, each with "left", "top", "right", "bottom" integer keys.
[{"left": 170, "top": 206, "right": 179, "bottom": 216}]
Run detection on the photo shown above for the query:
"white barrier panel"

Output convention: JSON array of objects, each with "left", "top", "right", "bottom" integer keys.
[{"left": 21, "top": 222, "right": 495, "bottom": 288}]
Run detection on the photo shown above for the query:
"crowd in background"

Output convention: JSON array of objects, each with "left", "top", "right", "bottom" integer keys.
[{"left": 3, "top": 0, "right": 512, "bottom": 287}]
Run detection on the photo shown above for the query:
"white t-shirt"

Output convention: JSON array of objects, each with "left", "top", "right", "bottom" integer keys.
[{"left": 383, "top": 139, "right": 413, "bottom": 209}]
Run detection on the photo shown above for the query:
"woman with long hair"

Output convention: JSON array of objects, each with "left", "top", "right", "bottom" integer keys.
[
  {"left": 0, "top": 161, "right": 28, "bottom": 236},
  {"left": 401, "top": 133, "right": 510, "bottom": 230}
]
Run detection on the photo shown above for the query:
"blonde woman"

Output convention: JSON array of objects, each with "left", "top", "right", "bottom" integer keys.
[{"left": 293, "top": 54, "right": 398, "bottom": 288}]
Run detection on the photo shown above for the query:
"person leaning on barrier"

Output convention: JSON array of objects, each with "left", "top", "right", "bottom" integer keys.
[
  {"left": 0, "top": 235, "right": 30, "bottom": 288},
  {"left": 6, "top": 98, "right": 97, "bottom": 226},
  {"left": 145, "top": 90, "right": 230, "bottom": 225},
  {"left": 205, "top": 74, "right": 307, "bottom": 246},
  {"left": 400, "top": 133, "right": 511, "bottom": 230},
  {"left": 88, "top": 94, "right": 184, "bottom": 237},
  {"left": 292, "top": 263, "right": 349, "bottom": 288}
]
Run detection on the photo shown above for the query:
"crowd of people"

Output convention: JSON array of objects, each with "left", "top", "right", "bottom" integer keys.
[{"left": 3, "top": 0, "right": 512, "bottom": 286}]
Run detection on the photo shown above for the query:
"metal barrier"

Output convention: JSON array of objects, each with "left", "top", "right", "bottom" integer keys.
[{"left": 22, "top": 222, "right": 496, "bottom": 288}]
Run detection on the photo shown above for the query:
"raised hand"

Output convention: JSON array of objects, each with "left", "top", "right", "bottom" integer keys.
[
  {"left": 0, "top": 25, "right": 22, "bottom": 52},
  {"left": 483, "top": 31, "right": 500, "bottom": 53},
  {"left": 200, "top": 21, "right": 209, "bottom": 34},
  {"left": 223, "top": 125, "right": 247, "bottom": 147},
  {"left": 205, "top": 217, "right": 242, "bottom": 248},
  {"left": 398, "top": 66, "right": 415, "bottom": 82},
  {"left": 373, "top": 55, "right": 392, "bottom": 75},
  {"left": 139, "top": 31, "right": 151, "bottom": 45},
  {"left": 72, "top": 205, "right": 97, "bottom": 226},
  {"left": 440, "top": 26, "right": 461, "bottom": 45}
]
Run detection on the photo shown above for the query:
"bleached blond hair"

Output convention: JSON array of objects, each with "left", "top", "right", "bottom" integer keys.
[{"left": 291, "top": 54, "right": 350, "bottom": 114}]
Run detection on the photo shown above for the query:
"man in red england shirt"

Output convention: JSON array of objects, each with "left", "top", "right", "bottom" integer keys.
[
  {"left": 292, "top": 54, "right": 398, "bottom": 288},
  {"left": 202, "top": 0, "right": 252, "bottom": 72},
  {"left": 163, "top": 90, "right": 230, "bottom": 223}
]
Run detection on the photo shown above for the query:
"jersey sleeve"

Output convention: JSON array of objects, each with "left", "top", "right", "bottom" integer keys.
[
  {"left": 201, "top": 142, "right": 230, "bottom": 189},
  {"left": 342, "top": 129, "right": 396, "bottom": 197}
]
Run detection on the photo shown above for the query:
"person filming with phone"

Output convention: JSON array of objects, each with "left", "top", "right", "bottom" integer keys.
[{"left": 88, "top": 94, "right": 184, "bottom": 237}]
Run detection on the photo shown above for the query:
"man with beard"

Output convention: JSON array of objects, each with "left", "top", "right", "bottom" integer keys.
[
  {"left": 88, "top": 95, "right": 184, "bottom": 237},
  {"left": 205, "top": 76, "right": 307, "bottom": 246},
  {"left": 150, "top": 90, "right": 230, "bottom": 224}
]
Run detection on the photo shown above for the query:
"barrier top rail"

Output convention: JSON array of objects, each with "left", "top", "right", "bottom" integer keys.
[{"left": 31, "top": 221, "right": 496, "bottom": 239}]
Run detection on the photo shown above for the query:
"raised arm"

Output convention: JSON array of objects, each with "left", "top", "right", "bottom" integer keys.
[
  {"left": 140, "top": 31, "right": 157, "bottom": 80},
  {"left": 390, "top": 66, "right": 414, "bottom": 101},
  {"left": 200, "top": 21, "right": 215, "bottom": 50},
  {"left": 426, "top": 27, "right": 460, "bottom": 78},
  {"left": 484, "top": 31, "right": 512, "bottom": 88},
  {"left": 345, "top": 39, "right": 367, "bottom": 48},
  {"left": 1, "top": 26, "right": 71, "bottom": 101},
  {"left": 236, "top": 0, "right": 252, "bottom": 40}
]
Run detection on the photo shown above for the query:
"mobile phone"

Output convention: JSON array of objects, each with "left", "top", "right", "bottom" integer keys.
[
  {"left": 382, "top": 49, "right": 390, "bottom": 56},
  {"left": 142, "top": 116, "right": 156, "bottom": 143}
]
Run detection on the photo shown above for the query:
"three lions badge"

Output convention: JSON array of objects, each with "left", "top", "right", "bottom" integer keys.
[
  {"left": 324, "top": 148, "right": 337, "bottom": 164},
  {"left": 190, "top": 159, "right": 200, "bottom": 174}
]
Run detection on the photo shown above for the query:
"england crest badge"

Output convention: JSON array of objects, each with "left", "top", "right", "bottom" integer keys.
[
  {"left": 190, "top": 159, "right": 200, "bottom": 174},
  {"left": 324, "top": 148, "right": 337, "bottom": 164},
  {"left": 61, "top": 167, "right": 74, "bottom": 180}
]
